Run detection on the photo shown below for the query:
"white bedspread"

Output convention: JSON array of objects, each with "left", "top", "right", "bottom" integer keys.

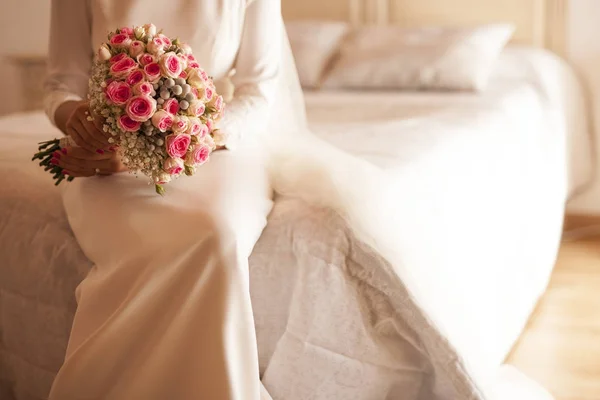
[{"left": 0, "top": 46, "right": 591, "bottom": 400}]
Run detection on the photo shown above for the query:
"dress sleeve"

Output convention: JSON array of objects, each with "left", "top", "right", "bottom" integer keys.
[
  {"left": 43, "top": 0, "right": 93, "bottom": 127},
  {"left": 216, "top": 0, "right": 282, "bottom": 150}
]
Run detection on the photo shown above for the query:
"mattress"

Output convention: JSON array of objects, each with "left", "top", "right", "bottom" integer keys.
[{"left": 0, "top": 46, "right": 591, "bottom": 400}]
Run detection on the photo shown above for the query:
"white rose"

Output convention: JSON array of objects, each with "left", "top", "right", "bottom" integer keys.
[
  {"left": 154, "top": 172, "right": 171, "bottom": 184},
  {"left": 186, "top": 68, "right": 205, "bottom": 89},
  {"left": 202, "top": 133, "right": 216, "bottom": 150},
  {"left": 178, "top": 54, "right": 188, "bottom": 71},
  {"left": 134, "top": 26, "right": 146, "bottom": 40},
  {"left": 211, "top": 129, "right": 228, "bottom": 146},
  {"left": 180, "top": 43, "right": 193, "bottom": 55},
  {"left": 144, "top": 23, "right": 157, "bottom": 37},
  {"left": 98, "top": 44, "right": 111, "bottom": 61}
]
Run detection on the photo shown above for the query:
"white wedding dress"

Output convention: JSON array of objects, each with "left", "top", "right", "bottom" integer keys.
[{"left": 44, "top": 0, "right": 296, "bottom": 398}]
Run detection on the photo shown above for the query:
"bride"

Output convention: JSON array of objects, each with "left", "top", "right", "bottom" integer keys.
[{"left": 43, "top": 0, "right": 318, "bottom": 398}]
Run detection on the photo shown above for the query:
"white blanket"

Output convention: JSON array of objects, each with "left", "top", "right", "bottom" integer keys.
[{"left": 0, "top": 47, "right": 591, "bottom": 399}]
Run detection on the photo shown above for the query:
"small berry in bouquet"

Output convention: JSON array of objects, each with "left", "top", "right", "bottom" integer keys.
[{"left": 32, "top": 23, "right": 226, "bottom": 195}]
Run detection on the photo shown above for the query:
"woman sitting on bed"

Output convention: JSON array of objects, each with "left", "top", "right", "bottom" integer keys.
[{"left": 44, "top": 0, "right": 287, "bottom": 398}]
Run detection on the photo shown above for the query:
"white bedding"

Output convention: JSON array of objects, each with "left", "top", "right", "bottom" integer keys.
[
  {"left": 0, "top": 46, "right": 592, "bottom": 400},
  {"left": 304, "top": 46, "right": 593, "bottom": 196}
]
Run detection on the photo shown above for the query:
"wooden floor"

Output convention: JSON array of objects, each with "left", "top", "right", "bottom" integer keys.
[{"left": 507, "top": 232, "right": 600, "bottom": 400}]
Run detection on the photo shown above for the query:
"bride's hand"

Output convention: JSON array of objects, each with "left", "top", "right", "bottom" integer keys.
[
  {"left": 56, "top": 100, "right": 112, "bottom": 154},
  {"left": 52, "top": 146, "right": 127, "bottom": 177}
]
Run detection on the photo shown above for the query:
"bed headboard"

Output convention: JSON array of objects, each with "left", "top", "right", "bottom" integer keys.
[{"left": 282, "top": 0, "right": 568, "bottom": 56}]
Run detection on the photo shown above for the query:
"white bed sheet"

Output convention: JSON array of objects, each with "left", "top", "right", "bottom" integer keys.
[{"left": 0, "top": 46, "right": 591, "bottom": 400}]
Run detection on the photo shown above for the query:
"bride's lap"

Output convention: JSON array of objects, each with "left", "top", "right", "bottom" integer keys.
[
  {"left": 61, "top": 149, "right": 273, "bottom": 267},
  {"left": 51, "top": 150, "right": 272, "bottom": 399}
]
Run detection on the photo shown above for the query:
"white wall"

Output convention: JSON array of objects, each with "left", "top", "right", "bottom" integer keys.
[
  {"left": 564, "top": 0, "right": 600, "bottom": 214},
  {"left": 0, "top": 0, "right": 50, "bottom": 115}
]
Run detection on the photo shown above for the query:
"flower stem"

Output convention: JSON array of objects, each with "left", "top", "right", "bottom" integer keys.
[{"left": 33, "top": 138, "right": 72, "bottom": 187}]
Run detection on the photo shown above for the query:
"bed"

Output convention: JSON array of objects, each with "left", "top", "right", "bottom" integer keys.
[{"left": 1, "top": 0, "right": 595, "bottom": 399}]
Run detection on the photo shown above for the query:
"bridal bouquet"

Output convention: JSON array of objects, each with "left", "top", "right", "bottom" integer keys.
[{"left": 33, "top": 23, "right": 225, "bottom": 194}]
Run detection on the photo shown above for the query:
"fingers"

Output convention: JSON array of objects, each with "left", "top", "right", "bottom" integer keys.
[
  {"left": 62, "top": 146, "right": 113, "bottom": 161},
  {"left": 66, "top": 119, "right": 100, "bottom": 154},
  {"left": 53, "top": 149, "right": 124, "bottom": 177},
  {"left": 65, "top": 104, "right": 112, "bottom": 153},
  {"left": 90, "top": 112, "right": 112, "bottom": 141},
  {"left": 76, "top": 114, "right": 110, "bottom": 150}
]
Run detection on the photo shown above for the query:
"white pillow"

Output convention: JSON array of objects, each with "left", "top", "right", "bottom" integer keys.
[
  {"left": 286, "top": 21, "right": 350, "bottom": 89},
  {"left": 321, "top": 24, "right": 515, "bottom": 91}
]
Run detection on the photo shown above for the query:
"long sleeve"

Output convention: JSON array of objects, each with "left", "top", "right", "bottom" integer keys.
[
  {"left": 217, "top": 0, "right": 282, "bottom": 150},
  {"left": 43, "top": 0, "right": 93, "bottom": 127}
]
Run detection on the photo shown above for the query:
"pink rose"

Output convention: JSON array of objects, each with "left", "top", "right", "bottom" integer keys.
[
  {"left": 204, "top": 86, "right": 214, "bottom": 102},
  {"left": 133, "top": 81, "right": 153, "bottom": 96},
  {"left": 198, "top": 124, "right": 209, "bottom": 138},
  {"left": 159, "top": 52, "right": 183, "bottom": 79},
  {"left": 117, "top": 114, "right": 141, "bottom": 132},
  {"left": 147, "top": 37, "right": 165, "bottom": 56},
  {"left": 179, "top": 70, "right": 188, "bottom": 79},
  {"left": 157, "top": 34, "right": 172, "bottom": 47},
  {"left": 162, "top": 157, "right": 184, "bottom": 175},
  {"left": 129, "top": 41, "right": 145, "bottom": 58},
  {"left": 125, "top": 69, "right": 144, "bottom": 86},
  {"left": 125, "top": 95, "right": 157, "bottom": 122},
  {"left": 119, "top": 27, "right": 135, "bottom": 38},
  {"left": 209, "top": 95, "right": 224, "bottom": 114},
  {"left": 143, "top": 62, "right": 161, "bottom": 83},
  {"left": 186, "top": 117, "right": 203, "bottom": 136},
  {"left": 206, "top": 118, "right": 214, "bottom": 132},
  {"left": 186, "top": 144, "right": 211, "bottom": 166},
  {"left": 200, "top": 69, "right": 209, "bottom": 81},
  {"left": 187, "top": 100, "right": 205, "bottom": 117},
  {"left": 137, "top": 53, "right": 155, "bottom": 66},
  {"left": 188, "top": 61, "right": 200, "bottom": 69},
  {"left": 110, "top": 56, "right": 137, "bottom": 78},
  {"left": 151, "top": 110, "right": 174, "bottom": 132},
  {"left": 163, "top": 98, "right": 179, "bottom": 115},
  {"left": 187, "top": 54, "right": 196, "bottom": 62},
  {"left": 110, "top": 33, "right": 132, "bottom": 49},
  {"left": 188, "top": 118, "right": 209, "bottom": 139},
  {"left": 165, "top": 134, "right": 191, "bottom": 158},
  {"left": 105, "top": 81, "right": 131, "bottom": 105},
  {"left": 109, "top": 53, "right": 128, "bottom": 64},
  {"left": 172, "top": 116, "right": 190, "bottom": 133},
  {"left": 191, "top": 87, "right": 199, "bottom": 98}
]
